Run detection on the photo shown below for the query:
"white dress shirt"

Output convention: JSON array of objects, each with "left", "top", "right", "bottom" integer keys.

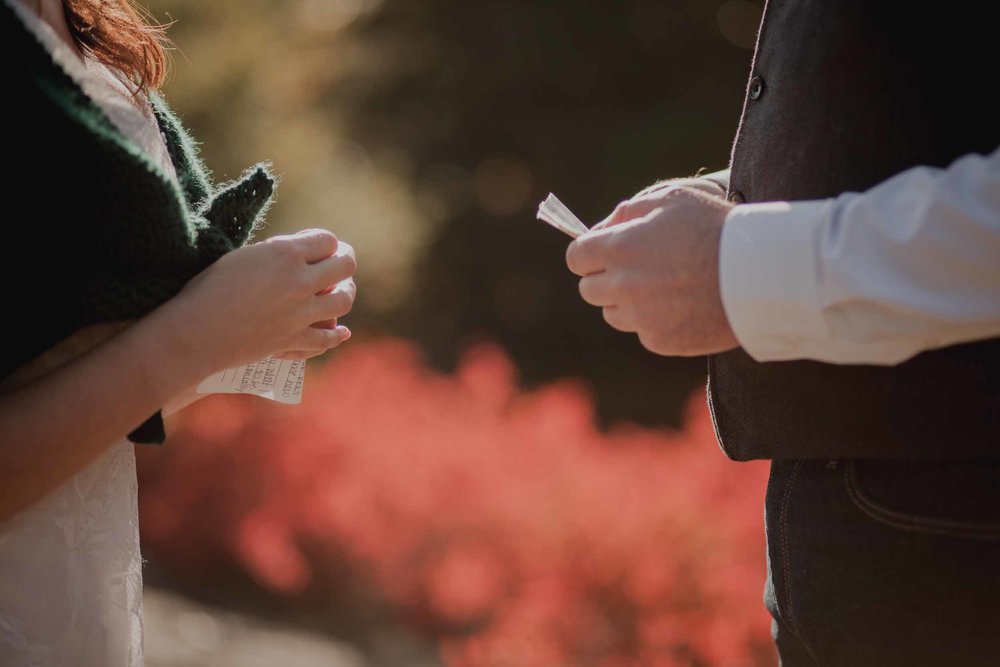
[{"left": 715, "top": 145, "right": 1000, "bottom": 365}]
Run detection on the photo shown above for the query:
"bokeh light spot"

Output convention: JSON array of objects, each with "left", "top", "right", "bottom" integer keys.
[
  {"left": 473, "top": 156, "right": 534, "bottom": 217},
  {"left": 717, "top": 1, "right": 763, "bottom": 50}
]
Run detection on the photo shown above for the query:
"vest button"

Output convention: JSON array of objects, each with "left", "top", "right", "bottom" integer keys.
[
  {"left": 749, "top": 75, "right": 764, "bottom": 100},
  {"left": 727, "top": 190, "right": 746, "bottom": 204}
]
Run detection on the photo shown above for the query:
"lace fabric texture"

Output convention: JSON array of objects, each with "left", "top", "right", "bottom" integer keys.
[
  {"left": 0, "top": 440, "right": 144, "bottom": 667},
  {"left": 1, "top": 2, "right": 180, "bottom": 665}
]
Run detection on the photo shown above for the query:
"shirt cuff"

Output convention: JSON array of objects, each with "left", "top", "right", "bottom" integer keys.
[{"left": 719, "top": 200, "right": 832, "bottom": 361}]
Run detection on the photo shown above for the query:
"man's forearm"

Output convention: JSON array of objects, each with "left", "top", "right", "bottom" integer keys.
[{"left": 720, "top": 147, "right": 1000, "bottom": 364}]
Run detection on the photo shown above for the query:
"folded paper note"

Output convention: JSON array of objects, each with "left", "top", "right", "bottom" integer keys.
[
  {"left": 197, "top": 357, "right": 305, "bottom": 404},
  {"left": 537, "top": 193, "right": 590, "bottom": 238}
]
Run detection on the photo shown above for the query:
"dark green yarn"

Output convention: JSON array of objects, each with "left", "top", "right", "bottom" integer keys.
[{"left": 2, "top": 2, "right": 276, "bottom": 444}]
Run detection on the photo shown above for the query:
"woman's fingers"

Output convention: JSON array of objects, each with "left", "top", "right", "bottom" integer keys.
[
  {"left": 174, "top": 226, "right": 359, "bottom": 375},
  {"left": 273, "top": 350, "right": 326, "bottom": 361},
  {"left": 275, "top": 320, "right": 352, "bottom": 360},
  {"left": 313, "top": 279, "right": 356, "bottom": 321},
  {"left": 284, "top": 325, "right": 352, "bottom": 354},
  {"left": 307, "top": 242, "right": 357, "bottom": 290},
  {"left": 292, "top": 228, "right": 339, "bottom": 263}
]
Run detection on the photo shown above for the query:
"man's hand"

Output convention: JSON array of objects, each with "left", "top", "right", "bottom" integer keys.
[{"left": 565, "top": 185, "right": 739, "bottom": 356}]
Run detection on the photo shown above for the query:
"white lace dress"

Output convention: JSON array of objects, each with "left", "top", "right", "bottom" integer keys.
[{"left": 0, "top": 2, "right": 178, "bottom": 665}]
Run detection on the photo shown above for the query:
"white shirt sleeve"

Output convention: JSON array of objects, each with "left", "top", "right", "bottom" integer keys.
[{"left": 719, "top": 145, "right": 1000, "bottom": 365}]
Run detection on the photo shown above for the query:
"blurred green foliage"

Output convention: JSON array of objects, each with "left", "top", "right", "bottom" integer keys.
[{"left": 148, "top": 0, "right": 761, "bottom": 426}]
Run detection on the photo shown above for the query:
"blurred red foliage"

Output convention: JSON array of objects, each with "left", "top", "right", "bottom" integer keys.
[{"left": 137, "top": 339, "right": 775, "bottom": 666}]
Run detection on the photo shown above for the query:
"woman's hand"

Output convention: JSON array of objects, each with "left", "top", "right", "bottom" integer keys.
[
  {"left": 272, "top": 278, "right": 355, "bottom": 361},
  {"left": 158, "top": 228, "right": 357, "bottom": 385},
  {"left": 0, "top": 229, "right": 357, "bottom": 520}
]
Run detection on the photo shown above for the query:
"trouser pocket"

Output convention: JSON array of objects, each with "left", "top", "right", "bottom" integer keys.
[
  {"left": 844, "top": 459, "right": 1000, "bottom": 541},
  {"left": 766, "top": 458, "right": 1000, "bottom": 667}
]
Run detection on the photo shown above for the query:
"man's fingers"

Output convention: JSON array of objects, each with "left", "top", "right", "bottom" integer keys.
[
  {"left": 592, "top": 196, "right": 663, "bottom": 231},
  {"left": 569, "top": 206, "right": 660, "bottom": 276},
  {"left": 578, "top": 273, "right": 619, "bottom": 307},
  {"left": 602, "top": 305, "right": 636, "bottom": 332},
  {"left": 566, "top": 232, "right": 615, "bottom": 276},
  {"left": 633, "top": 179, "right": 678, "bottom": 199},
  {"left": 590, "top": 200, "right": 629, "bottom": 232},
  {"left": 593, "top": 183, "right": 712, "bottom": 231}
]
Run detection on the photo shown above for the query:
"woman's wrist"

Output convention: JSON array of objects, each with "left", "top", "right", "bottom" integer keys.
[
  {"left": 162, "top": 384, "right": 205, "bottom": 417},
  {"left": 124, "top": 297, "right": 219, "bottom": 406}
]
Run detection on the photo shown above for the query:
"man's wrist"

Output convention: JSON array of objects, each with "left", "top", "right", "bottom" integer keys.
[
  {"left": 699, "top": 168, "right": 730, "bottom": 193},
  {"left": 635, "top": 169, "right": 730, "bottom": 199},
  {"left": 719, "top": 200, "right": 831, "bottom": 361}
]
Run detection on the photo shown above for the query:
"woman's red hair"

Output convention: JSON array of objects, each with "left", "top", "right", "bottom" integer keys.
[{"left": 63, "top": 0, "right": 170, "bottom": 95}]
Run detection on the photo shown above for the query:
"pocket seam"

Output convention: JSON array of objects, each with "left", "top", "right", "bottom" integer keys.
[
  {"left": 844, "top": 461, "right": 1000, "bottom": 542},
  {"left": 776, "top": 461, "right": 822, "bottom": 664}
]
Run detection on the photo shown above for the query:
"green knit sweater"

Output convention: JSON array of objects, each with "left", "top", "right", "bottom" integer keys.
[{"left": 2, "top": 2, "right": 277, "bottom": 444}]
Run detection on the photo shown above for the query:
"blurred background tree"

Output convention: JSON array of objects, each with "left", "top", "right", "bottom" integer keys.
[
  {"left": 148, "top": 0, "right": 762, "bottom": 427},
  {"left": 135, "top": 3, "right": 776, "bottom": 664}
]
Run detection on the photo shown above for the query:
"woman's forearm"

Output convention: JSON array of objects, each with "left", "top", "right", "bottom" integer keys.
[
  {"left": 162, "top": 384, "right": 206, "bottom": 417},
  {"left": 0, "top": 301, "right": 205, "bottom": 522},
  {"left": 0, "top": 230, "right": 357, "bottom": 523}
]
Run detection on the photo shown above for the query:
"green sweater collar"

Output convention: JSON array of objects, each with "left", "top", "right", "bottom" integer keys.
[
  {"left": 3, "top": 0, "right": 277, "bottom": 445},
  {"left": 3, "top": 0, "right": 209, "bottom": 208}
]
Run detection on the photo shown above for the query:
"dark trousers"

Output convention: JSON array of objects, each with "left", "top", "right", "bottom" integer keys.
[{"left": 763, "top": 459, "right": 1000, "bottom": 667}]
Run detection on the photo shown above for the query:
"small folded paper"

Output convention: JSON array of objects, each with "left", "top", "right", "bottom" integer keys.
[{"left": 537, "top": 193, "right": 590, "bottom": 238}]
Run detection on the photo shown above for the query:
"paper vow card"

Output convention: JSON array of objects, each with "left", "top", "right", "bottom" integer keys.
[
  {"left": 537, "top": 193, "right": 590, "bottom": 238},
  {"left": 197, "top": 357, "right": 305, "bottom": 405}
]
